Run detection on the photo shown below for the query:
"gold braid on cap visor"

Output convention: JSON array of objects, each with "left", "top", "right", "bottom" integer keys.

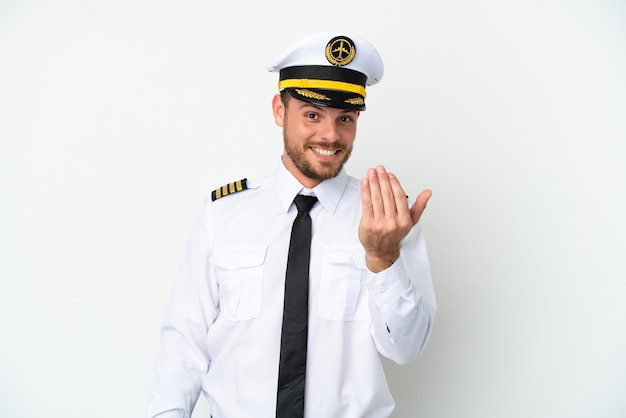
[{"left": 278, "top": 79, "right": 366, "bottom": 97}]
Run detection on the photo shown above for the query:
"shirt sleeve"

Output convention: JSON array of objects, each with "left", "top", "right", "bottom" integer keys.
[
  {"left": 151, "top": 410, "right": 190, "bottom": 418},
  {"left": 365, "top": 221, "right": 437, "bottom": 365},
  {"left": 146, "top": 199, "right": 218, "bottom": 418}
]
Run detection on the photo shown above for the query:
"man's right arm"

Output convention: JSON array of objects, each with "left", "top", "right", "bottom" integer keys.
[{"left": 146, "top": 201, "right": 218, "bottom": 418}]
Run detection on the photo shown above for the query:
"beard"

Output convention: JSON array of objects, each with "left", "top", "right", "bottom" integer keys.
[{"left": 283, "top": 131, "right": 353, "bottom": 181}]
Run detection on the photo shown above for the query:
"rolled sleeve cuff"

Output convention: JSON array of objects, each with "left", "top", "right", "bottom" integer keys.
[{"left": 366, "top": 259, "right": 411, "bottom": 306}]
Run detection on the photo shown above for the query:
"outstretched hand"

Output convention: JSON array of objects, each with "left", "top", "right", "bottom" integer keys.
[{"left": 358, "top": 166, "right": 432, "bottom": 273}]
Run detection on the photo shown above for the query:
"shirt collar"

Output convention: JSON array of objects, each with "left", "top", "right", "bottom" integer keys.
[{"left": 275, "top": 157, "right": 347, "bottom": 214}]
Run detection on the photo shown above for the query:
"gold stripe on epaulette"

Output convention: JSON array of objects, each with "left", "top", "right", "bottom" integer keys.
[{"left": 211, "top": 178, "right": 248, "bottom": 201}]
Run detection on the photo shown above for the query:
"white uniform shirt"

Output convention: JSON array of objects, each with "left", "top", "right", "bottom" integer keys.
[{"left": 146, "top": 160, "right": 437, "bottom": 418}]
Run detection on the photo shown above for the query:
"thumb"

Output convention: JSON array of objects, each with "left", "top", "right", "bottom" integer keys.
[{"left": 410, "top": 189, "right": 432, "bottom": 225}]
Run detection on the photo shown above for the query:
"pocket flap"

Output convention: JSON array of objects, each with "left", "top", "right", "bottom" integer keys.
[
  {"left": 212, "top": 245, "right": 268, "bottom": 270},
  {"left": 326, "top": 245, "right": 366, "bottom": 269}
]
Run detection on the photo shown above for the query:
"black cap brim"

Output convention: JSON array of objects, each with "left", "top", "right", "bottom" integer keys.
[{"left": 285, "top": 88, "right": 365, "bottom": 111}]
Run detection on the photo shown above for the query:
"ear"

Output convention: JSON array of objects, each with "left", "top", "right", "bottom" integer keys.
[{"left": 271, "top": 94, "right": 285, "bottom": 127}]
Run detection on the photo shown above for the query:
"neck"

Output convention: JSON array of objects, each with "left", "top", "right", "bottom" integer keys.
[{"left": 281, "top": 155, "right": 323, "bottom": 189}]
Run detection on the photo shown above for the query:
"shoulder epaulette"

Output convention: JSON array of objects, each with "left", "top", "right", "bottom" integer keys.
[{"left": 211, "top": 178, "right": 248, "bottom": 201}]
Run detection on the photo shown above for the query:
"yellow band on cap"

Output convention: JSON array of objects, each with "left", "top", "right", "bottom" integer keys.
[{"left": 278, "top": 78, "right": 366, "bottom": 98}]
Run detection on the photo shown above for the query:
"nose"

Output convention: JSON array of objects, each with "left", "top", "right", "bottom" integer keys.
[{"left": 319, "top": 118, "right": 340, "bottom": 142}]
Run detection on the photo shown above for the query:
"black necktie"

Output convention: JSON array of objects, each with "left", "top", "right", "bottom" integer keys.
[{"left": 276, "top": 195, "right": 318, "bottom": 418}]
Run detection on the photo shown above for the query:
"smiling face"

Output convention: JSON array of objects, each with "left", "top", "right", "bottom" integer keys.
[{"left": 272, "top": 93, "right": 359, "bottom": 188}]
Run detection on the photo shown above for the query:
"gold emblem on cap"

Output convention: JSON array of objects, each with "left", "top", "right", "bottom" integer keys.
[
  {"left": 295, "top": 89, "right": 332, "bottom": 101},
  {"left": 325, "top": 36, "right": 356, "bottom": 66},
  {"left": 345, "top": 97, "right": 364, "bottom": 106}
]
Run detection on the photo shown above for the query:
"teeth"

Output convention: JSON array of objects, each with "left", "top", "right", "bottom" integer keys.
[{"left": 312, "top": 147, "right": 337, "bottom": 156}]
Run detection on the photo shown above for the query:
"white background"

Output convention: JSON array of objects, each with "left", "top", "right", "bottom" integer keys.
[{"left": 1, "top": 1, "right": 625, "bottom": 417}]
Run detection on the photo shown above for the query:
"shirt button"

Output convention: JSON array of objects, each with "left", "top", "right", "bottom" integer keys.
[
  {"left": 352, "top": 253, "right": 361, "bottom": 261},
  {"left": 378, "top": 285, "right": 387, "bottom": 293}
]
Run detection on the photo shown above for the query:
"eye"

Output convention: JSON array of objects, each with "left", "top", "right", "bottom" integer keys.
[
  {"left": 339, "top": 115, "right": 354, "bottom": 124},
  {"left": 305, "top": 112, "right": 318, "bottom": 120}
]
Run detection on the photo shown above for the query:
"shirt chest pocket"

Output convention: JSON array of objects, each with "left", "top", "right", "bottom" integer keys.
[
  {"left": 320, "top": 246, "right": 368, "bottom": 321},
  {"left": 212, "top": 245, "right": 267, "bottom": 321}
]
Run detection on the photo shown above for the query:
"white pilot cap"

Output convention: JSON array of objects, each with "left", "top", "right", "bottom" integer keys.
[{"left": 267, "top": 32, "right": 384, "bottom": 111}]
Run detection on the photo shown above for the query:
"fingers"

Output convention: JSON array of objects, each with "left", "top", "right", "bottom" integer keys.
[
  {"left": 361, "top": 165, "right": 431, "bottom": 226},
  {"left": 367, "top": 166, "right": 391, "bottom": 217},
  {"left": 387, "top": 172, "right": 410, "bottom": 219},
  {"left": 360, "top": 176, "right": 374, "bottom": 219},
  {"left": 361, "top": 166, "right": 409, "bottom": 218}
]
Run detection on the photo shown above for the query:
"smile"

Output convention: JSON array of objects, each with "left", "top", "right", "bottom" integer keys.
[{"left": 311, "top": 146, "right": 339, "bottom": 156}]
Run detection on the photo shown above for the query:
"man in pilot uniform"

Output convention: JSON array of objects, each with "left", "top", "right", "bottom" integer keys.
[{"left": 146, "top": 32, "right": 437, "bottom": 418}]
